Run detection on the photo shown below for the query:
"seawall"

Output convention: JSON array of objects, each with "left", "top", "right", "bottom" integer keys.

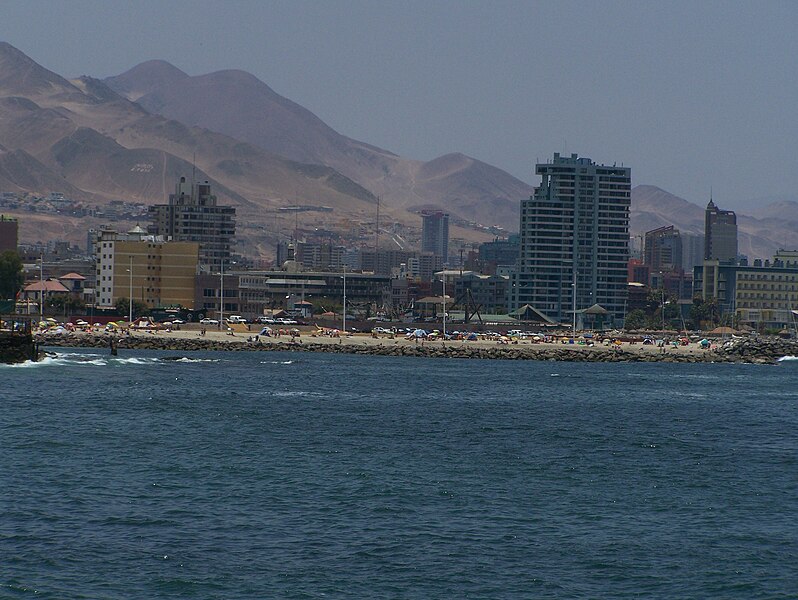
[{"left": 35, "top": 333, "right": 796, "bottom": 364}]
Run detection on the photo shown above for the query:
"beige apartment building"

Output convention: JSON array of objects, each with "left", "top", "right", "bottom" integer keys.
[{"left": 95, "top": 227, "right": 199, "bottom": 309}]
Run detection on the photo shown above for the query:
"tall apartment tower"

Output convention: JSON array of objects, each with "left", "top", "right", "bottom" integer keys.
[
  {"left": 704, "top": 199, "right": 737, "bottom": 263},
  {"left": 510, "top": 153, "right": 631, "bottom": 322},
  {"left": 644, "top": 225, "right": 683, "bottom": 272},
  {"left": 148, "top": 177, "right": 236, "bottom": 271},
  {"left": 421, "top": 210, "right": 449, "bottom": 262}
]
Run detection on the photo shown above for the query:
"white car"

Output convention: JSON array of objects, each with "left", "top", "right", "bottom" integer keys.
[
  {"left": 226, "top": 315, "right": 248, "bottom": 324},
  {"left": 200, "top": 318, "right": 219, "bottom": 325}
]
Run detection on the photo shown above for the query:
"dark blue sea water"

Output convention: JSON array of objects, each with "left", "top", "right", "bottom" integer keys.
[{"left": 2, "top": 348, "right": 797, "bottom": 599}]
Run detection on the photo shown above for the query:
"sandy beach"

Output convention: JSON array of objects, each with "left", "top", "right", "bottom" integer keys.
[{"left": 35, "top": 323, "right": 745, "bottom": 363}]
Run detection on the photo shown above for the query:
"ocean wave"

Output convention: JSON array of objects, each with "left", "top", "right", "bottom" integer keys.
[
  {"left": 260, "top": 360, "right": 295, "bottom": 365},
  {"left": 777, "top": 355, "right": 798, "bottom": 362},
  {"left": 0, "top": 356, "right": 61, "bottom": 368},
  {"left": 2, "top": 354, "right": 219, "bottom": 368}
]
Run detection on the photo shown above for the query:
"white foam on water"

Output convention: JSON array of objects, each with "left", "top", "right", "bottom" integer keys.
[
  {"left": 777, "top": 355, "right": 798, "bottom": 362},
  {"left": 111, "top": 357, "right": 159, "bottom": 365},
  {"left": 0, "top": 356, "right": 58, "bottom": 368},
  {"left": 171, "top": 357, "right": 220, "bottom": 363},
  {"left": 2, "top": 354, "right": 110, "bottom": 368},
  {"left": 260, "top": 360, "right": 295, "bottom": 365}
]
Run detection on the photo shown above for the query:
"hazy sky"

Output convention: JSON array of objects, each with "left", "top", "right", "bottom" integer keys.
[{"left": 2, "top": 0, "right": 796, "bottom": 212}]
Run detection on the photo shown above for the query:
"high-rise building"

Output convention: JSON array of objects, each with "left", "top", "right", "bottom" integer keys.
[
  {"left": 704, "top": 199, "right": 737, "bottom": 263},
  {"left": 644, "top": 225, "right": 682, "bottom": 272},
  {"left": 94, "top": 227, "right": 199, "bottom": 310},
  {"left": 509, "top": 153, "right": 631, "bottom": 323},
  {"left": 681, "top": 233, "right": 705, "bottom": 272},
  {"left": 421, "top": 210, "right": 449, "bottom": 261},
  {"left": 479, "top": 235, "right": 520, "bottom": 273},
  {"left": 0, "top": 215, "right": 19, "bottom": 252},
  {"left": 148, "top": 177, "right": 235, "bottom": 271}
]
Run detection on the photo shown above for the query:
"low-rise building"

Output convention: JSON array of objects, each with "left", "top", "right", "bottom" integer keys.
[
  {"left": 694, "top": 250, "right": 798, "bottom": 330},
  {"left": 210, "top": 270, "right": 394, "bottom": 320}
]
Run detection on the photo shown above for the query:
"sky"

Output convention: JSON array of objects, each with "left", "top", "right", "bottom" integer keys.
[{"left": 1, "top": 0, "right": 796, "bottom": 212}]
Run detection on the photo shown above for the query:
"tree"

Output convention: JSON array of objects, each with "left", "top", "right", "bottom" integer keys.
[
  {"left": 47, "top": 295, "right": 86, "bottom": 314},
  {"left": 0, "top": 250, "right": 24, "bottom": 300},
  {"left": 689, "top": 295, "right": 719, "bottom": 329},
  {"left": 115, "top": 297, "right": 149, "bottom": 320},
  {"left": 624, "top": 309, "right": 648, "bottom": 330}
]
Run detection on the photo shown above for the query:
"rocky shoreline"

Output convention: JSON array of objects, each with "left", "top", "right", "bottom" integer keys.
[{"left": 35, "top": 333, "right": 798, "bottom": 364}]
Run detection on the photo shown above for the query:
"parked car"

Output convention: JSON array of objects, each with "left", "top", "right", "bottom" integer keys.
[
  {"left": 200, "top": 318, "right": 219, "bottom": 325},
  {"left": 256, "top": 316, "right": 275, "bottom": 324},
  {"left": 226, "top": 315, "right": 248, "bottom": 324}
]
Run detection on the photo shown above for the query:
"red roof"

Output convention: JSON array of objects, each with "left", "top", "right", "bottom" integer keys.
[
  {"left": 25, "top": 280, "right": 70, "bottom": 293},
  {"left": 59, "top": 272, "right": 86, "bottom": 280}
]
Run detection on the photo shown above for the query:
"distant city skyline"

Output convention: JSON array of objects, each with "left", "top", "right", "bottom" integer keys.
[{"left": 1, "top": 0, "right": 796, "bottom": 212}]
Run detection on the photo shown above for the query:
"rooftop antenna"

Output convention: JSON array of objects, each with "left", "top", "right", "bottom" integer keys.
[
  {"left": 293, "top": 190, "right": 299, "bottom": 242},
  {"left": 375, "top": 195, "right": 380, "bottom": 259}
]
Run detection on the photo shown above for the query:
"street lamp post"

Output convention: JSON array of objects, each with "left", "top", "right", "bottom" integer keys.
[
  {"left": 128, "top": 255, "right": 133, "bottom": 324},
  {"left": 219, "top": 260, "right": 224, "bottom": 330},
  {"left": 659, "top": 272, "right": 665, "bottom": 333},
  {"left": 442, "top": 274, "right": 447, "bottom": 340},
  {"left": 572, "top": 276, "right": 577, "bottom": 340},
  {"left": 39, "top": 253, "right": 44, "bottom": 316},
  {"left": 342, "top": 265, "right": 347, "bottom": 333}
]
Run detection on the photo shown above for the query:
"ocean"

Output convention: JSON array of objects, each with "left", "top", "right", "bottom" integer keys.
[{"left": 2, "top": 348, "right": 797, "bottom": 599}]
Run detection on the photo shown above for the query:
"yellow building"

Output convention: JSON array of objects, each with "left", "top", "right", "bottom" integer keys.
[{"left": 95, "top": 228, "right": 199, "bottom": 309}]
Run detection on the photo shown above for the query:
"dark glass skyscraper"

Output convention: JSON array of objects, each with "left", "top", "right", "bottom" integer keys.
[
  {"left": 704, "top": 199, "right": 737, "bottom": 263},
  {"left": 421, "top": 210, "right": 449, "bottom": 262}
]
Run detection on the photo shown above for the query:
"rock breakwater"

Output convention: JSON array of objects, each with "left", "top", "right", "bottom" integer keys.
[{"left": 35, "top": 333, "right": 798, "bottom": 364}]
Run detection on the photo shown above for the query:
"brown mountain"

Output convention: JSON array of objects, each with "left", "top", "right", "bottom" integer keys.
[
  {"left": 0, "top": 147, "right": 85, "bottom": 198},
  {"left": 0, "top": 42, "right": 399, "bottom": 254},
  {"left": 105, "top": 61, "right": 534, "bottom": 229}
]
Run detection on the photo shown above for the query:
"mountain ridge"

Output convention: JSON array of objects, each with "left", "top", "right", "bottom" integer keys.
[{"left": 103, "top": 59, "right": 534, "bottom": 229}]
